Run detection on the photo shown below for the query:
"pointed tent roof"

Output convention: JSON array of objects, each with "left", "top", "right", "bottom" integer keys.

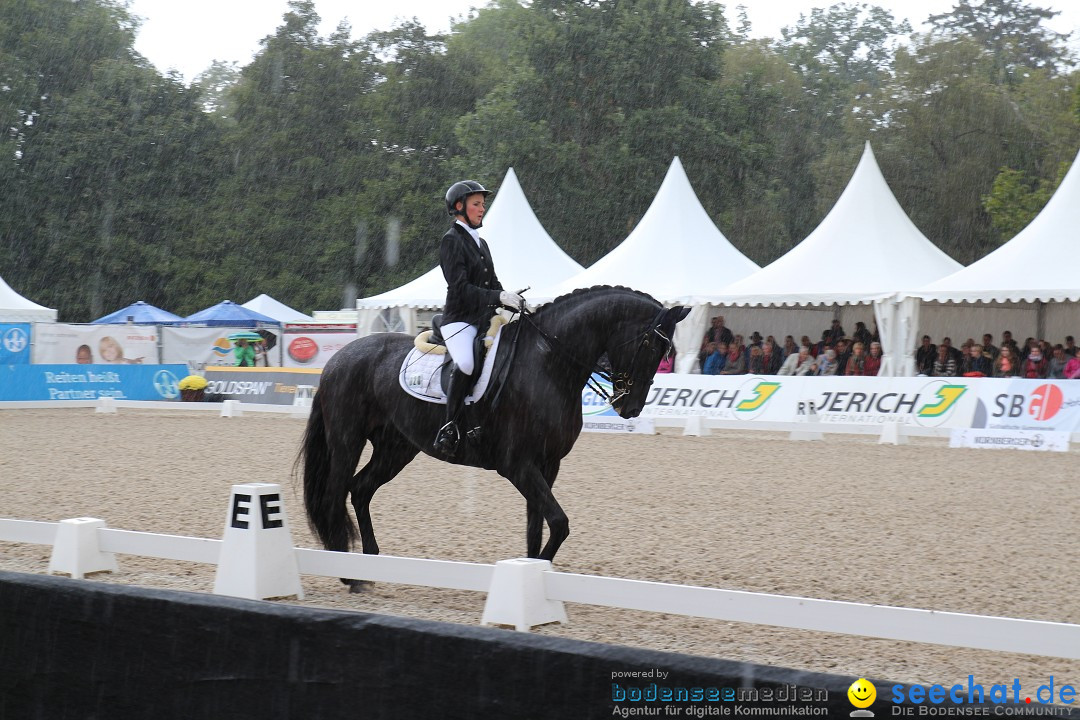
[
  {"left": 912, "top": 147, "right": 1080, "bottom": 303},
  {"left": 92, "top": 300, "right": 184, "bottom": 324},
  {"left": 705, "top": 143, "right": 962, "bottom": 306},
  {"left": 183, "top": 300, "right": 280, "bottom": 326},
  {"left": 357, "top": 167, "right": 583, "bottom": 309},
  {"left": 0, "top": 275, "right": 57, "bottom": 322},
  {"left": 242, "top": 294, "right": 313, "bottom": 322},
  {"left": 530, "top": 156, "right": 759, "bottom": 304}
]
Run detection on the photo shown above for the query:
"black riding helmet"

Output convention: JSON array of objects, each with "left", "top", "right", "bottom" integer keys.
[{"left": 445, "top": 180, "right": 492, "bottom": 229}]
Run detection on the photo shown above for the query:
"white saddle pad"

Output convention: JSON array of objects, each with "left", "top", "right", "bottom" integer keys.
[{"left": 399, "top": 326, "right": 505, "bottom": 404}]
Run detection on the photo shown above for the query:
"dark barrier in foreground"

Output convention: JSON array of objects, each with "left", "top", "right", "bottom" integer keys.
[{"left": 0, "top": 571, "right": 1073, "bottom": 719}]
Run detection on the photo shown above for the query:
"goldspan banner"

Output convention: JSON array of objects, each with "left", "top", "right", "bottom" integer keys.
[
  {"left": 636, "top": 375, "right": 1080, "bottom": 432},
  {"left": 203, "top": 366, "right": 320, "bottom": 404}
]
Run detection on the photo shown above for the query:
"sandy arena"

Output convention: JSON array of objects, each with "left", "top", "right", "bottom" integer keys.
[{"left": 1, "top": 408, "right": 1077, "bottom": 691}]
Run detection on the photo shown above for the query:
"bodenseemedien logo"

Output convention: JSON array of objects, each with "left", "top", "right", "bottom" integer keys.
[{"left": 848, "top": 678, "right": 876, "bottom": 717}]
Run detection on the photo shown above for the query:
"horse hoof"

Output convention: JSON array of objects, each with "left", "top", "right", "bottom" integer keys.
[{"left": 347, "top": 579, "right": 374, "bottom": 594}]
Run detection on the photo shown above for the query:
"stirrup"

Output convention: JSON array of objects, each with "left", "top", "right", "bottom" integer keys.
[{"left": 433, "top": 421, "right": 460, "bottom": 455}]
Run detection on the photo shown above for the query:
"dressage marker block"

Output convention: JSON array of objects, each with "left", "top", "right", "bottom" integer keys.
[
  {"left": 481, "top": 558, "right": 567, "bottom": 631},
  {"left": 682, "top": 414, "right": 710, "bottom": 437},
  {"left": 789, "top": 404, "right": 823, "bottom": 442},
  {"left": 220, "top": 399, "right": 243, "bottom": 417},
  {"left": 48, "top": 517, "right": 118, "bottom": 579},
  {"left": 213, "top": 483, "right": 303, "bottom": 601},
  {"left": 878, "top": 420, "right": 909, "bottom": 445},
  {"left": 94, "top": 395, "right": 117, "bottom": 414}
]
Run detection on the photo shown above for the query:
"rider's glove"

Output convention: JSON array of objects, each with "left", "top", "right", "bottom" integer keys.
[{"left": 499, "top": 290, "right": 525, "bottom": 311}]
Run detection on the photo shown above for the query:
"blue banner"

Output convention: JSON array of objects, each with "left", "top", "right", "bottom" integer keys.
[
  {"left": 0, "top": 324, "right": 31, "bottom": 364},
  {"left": 0, "top": 364, "right": 186, "bottom": 401}
]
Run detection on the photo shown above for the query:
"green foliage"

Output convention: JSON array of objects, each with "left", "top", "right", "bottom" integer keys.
[{"left": 1, "top": 0, "right": 1078, "bottom": 321}]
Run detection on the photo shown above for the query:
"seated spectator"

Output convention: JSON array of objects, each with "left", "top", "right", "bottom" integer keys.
[
  {"left": 1065, "top": 352, "right": 1080, "bottom": 379},
  {"left": 932, "top": 344, "right": 957, "bottom": 377},
  {"left": 845, "top": 342, "right": 867, "bottom": 376},
  {"left": 656, "top": 345, "right": 675, "bottom": 374},
  {"left": 961, "top": 344, "right": 991, "bottom": 376},
  {"left": 813, "top": 331, "right": 830, "bottom": 358},
  {"left": 993, "top": 346, "right": 1018, "bottom": 377},
  {"left": 811, "top": 348, "right": 839, "bottom": 376},
  {"left": 699, "top": 315, "right": 734, "bottom": 365},
  {"left": 941, "top": 336, "right": 963, "bottom": 366},
  {"left": 782, "top": 335, "right": 798, "bottom": 359},
  {"left": 1064, "top": 335, "right": 1077, "bottom": 357},
  {"left": 1021, "top": 345, "right": 1049, "bottom": 379},
  {"left": 981, "top": 333, "right": 998, "bottom": 359},
  {"left": 1019, "top": 337, "right": 1037, "bottom": 362},
  {"left": 826, "top": 318, "right": 845, "bottom": 345},
  {"left": 1001, "top": 330, "right": 1018, "bottom": 355},
  {"left": 852, "top": 322, "right": 872, "bottom": 347},
  {"left": 915, "top": 335, "right": 937, "bottom": 375},
  {"left": 834, "top": 338, "right": 852, "bottom": 373},
  {"left": 800, "top": 335, "right": 816, "bottom": 357},
  {"left": 1047, "top": 345, "right": 1068, "bottom": 379},
  {"left": 719, "top": 343, "right": 747, "bottom": 375},
  {"left": 863, "top": 341, "right": 882, "bottom": 376},
  {"left": 759, "top": 340, "right": 783, "bottom": 375},
  {"left": 746, "top": 345, "right": 767, "bottom": 374},
  {"left": 778, "top": 345, "right": 815, "bottom": 376},
  {"left": 702, "top": 342, "right": 728, "bottom": 375}
]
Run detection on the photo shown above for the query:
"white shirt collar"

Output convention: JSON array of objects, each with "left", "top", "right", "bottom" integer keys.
[{"left": 456, "top": 219, "right": 481, "bottom": 246}]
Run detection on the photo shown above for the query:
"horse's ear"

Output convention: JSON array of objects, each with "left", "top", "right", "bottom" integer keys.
[{"left": 666, "top": 306, "right": 691, "bottom": 323}]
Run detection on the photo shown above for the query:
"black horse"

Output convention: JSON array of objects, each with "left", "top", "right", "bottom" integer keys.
[{"left": 299, "top": 286, "right": 690, "bottom": 578}]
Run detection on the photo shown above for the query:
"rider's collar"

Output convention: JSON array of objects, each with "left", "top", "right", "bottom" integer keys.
[{"left": 456, "top": 219, "right": 481, "bottom": 246}]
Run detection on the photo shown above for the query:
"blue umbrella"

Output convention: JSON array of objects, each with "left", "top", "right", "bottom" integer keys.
[
  {"left": 92, "top": 300, "right": 184, "bottom": 324},
  {"left": 183, "top": 300, "right": 280, "bottom": 327}
]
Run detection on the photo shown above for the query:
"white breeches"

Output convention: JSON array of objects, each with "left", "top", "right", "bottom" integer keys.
[{"left": 441, "top": 321, "right": 478, "bottom": 375}]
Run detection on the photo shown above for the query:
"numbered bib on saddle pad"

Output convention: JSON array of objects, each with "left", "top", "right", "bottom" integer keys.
[{"left": 401, "top": 319, "right": 506, "bottom": 404}]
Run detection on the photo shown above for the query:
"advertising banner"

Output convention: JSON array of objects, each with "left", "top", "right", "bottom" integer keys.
[
  {"left": 32, "top": 324, "right": 160, "bottom": 365},
  {"left": 581, "top": 373, "right": 656, "bottom": 434},
  {"left": 616, "top": 375, "right": 1080, "bottom": 432},
  {"left": 203, "top": 366, "right": 321, "bottom": 404},
  {"left": 949, "top": 428, "right": 1070, "bottom": 452},
  {"left": 282, "top": 324, "right": 357, "bottom": 369},
  {"left": 0, "top": 323, "right": 31, "bottom": 364},
  {"left": 0, "top": 364, "right": 185, "bottom": 401},
  {"left": 161, "top": 326, "right": 281, "bottom": 374}
]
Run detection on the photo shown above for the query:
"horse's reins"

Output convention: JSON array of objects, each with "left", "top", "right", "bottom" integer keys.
[{"left": 517, "top": 305, "right": 671, "bottom": 406}]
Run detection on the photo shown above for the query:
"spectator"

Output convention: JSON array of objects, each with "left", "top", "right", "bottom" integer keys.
[
  {"left": 812, "top": 348, "right": 839, "bottom": 376},
  {"left": 719, "top": 343, "right": 747, "bottom": 375},
  {"left": 825, "top": 319, "right": 845, "bottom": 345},
  {"left": 699, "top": 315, "right": 734, "bottom": 365},
  {"left": 813, "top": 331, "right": 830, "bottom": 358},
  {"left": 853, "top": 322, "right": 872, "bottom": 347},
  {"left": 932, "top": 344, "right": 957, "bottom": 377},
  {"left": 1019, "top": 337, "right": 1037, "bottom": 362},
  {"left": 1047, "top": 345, "right": 1068, "bottom": 379},
  {"left": 993, "top": 346, "right": 1018, "bottom": 378},
  {"left": 941, "top": 336, "right": 963, "bottom": 366},
  {"left": 778, "top": 345, "right": 815, "bottom": 376},
  {"left": 1001, "top": 331, "right": 1018, "bottom": 355},
  {"left": 1065, "top": 352, "right": 1080, "bottom": 379},
  {"left": 916, "top": 335, "right": 937, "bottom": 375},
  {"left": 981, "top": 333, "right": 998, "bottom": 359},
  {"left": 961, "top": 344, "right": 992, "bottom": 377},
  {"left": 800, "top": 335, "right": 816, "bottom": 357},
  {"left": 656, "top": 345, "right": 675, "bottom": 374},
  {"left": 746, "top": 345, "right": 767, "bottom": 374},
  {"left": 1021, "top": 345, "right": 1049, "bottom": 379},
  {"left": 1064, "top": 335, "right": 1077, "bottom": 357},
  {"left": 782, "top": 335, "right": 798, "bottom": 359},
  {"left": 702, "top": 342, "right": 728, "bottom": 375},
  {"left": 845, "top": 342, "right": 867, "bottom": 376},
  {"left": 863, "top": 342, "right": 882, "bottom": 377},
  {"left": 759, "top": 340, "right": 783, "bottom": 375},
  {"left": 834, "top": 338, "right": 852, "bottom": 374}
]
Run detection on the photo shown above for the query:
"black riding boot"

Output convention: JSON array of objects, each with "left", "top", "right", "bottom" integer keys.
[{"left": 433, "top": 367, "right": 473, "bottom": 456}]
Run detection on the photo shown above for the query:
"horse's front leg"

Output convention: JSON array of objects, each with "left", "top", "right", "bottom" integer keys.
[{"left": 510, "top": 462, "right": 568, "bottom": 562}]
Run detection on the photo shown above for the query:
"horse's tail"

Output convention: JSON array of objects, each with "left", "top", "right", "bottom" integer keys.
[{"left": 296, "top": 395, "right": 358, "bottom": 551}]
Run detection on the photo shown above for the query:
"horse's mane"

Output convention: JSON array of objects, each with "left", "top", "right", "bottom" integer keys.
[{"left": 528, "top": 285, "right": 660, "bottom": 321}]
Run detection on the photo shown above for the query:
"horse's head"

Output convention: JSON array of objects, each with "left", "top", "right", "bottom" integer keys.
[{"left": 606, "top": 304, "right": 691, "bottom": 418}]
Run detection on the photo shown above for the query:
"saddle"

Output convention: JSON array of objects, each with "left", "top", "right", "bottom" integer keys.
[{"left": 415, "top": 314, "right": 506, "bottom": 392}]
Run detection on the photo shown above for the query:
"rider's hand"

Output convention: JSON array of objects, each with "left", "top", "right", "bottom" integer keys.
[{"left": 499, "top": 290, "right": 525, "bottom": 311}]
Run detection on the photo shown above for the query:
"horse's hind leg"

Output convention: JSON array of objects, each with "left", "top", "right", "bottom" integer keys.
[{"left": 344, "top": 426, "right": 419, "bottom": 592}]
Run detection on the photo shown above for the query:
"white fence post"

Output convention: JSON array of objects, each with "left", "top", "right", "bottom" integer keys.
[
  {"left": 48, "top": 518, "right": 118, "bottom": 579},
  {"left": 220, "top": 399, "right": 243, "bottom": 417},
  {"left": 213, "top": 483, "right": 303, "bottom": 600},
  {"left": 94, "top": 396, "right": 117, "bottom": 414},
  {"left": 481, "top": 558, "right": 567, "bottom": 632}
]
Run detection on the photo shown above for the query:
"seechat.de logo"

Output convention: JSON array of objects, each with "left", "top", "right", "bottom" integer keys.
[
  {"left": 154, "top": 370, "right": 181, "bottom": 399},
  {"left": 211, "top": 337, "right": 233, "bottom": 358},
  {"left": 2, "top": 327, "right": 28, "bottom": 354}
]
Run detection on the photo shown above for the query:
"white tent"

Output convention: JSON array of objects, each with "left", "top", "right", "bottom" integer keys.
[
  {"left": 903, "top": 147, "right": 1080, "bottom": 348},
  {"left": 242, "top": 294, "right": 312, "bottom": 322},
  {"left": 701, "top": 143, "right": 962, "bottom": 375},
  {"left": 0, "top": 275, "right": 57, "bottom": 322},
  {"left": 530, "top": 156, "right": 760, "bottom": 371},
  {"left": 356, "top": 167, "right": 583, "bottom": 335}
]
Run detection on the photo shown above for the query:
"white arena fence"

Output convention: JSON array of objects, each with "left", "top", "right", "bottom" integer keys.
[{"left": 0, "top": 479, "right": 1078, "bottom": 661}]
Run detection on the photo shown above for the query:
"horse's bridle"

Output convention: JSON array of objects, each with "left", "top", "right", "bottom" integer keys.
[{"left": 519, "top": 306, "right": 671, "bottom": 406}]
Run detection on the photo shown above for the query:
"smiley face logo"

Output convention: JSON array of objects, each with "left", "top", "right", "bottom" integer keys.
[{"left": 848, "top": 678, "right": 876, "bottom": 709}]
